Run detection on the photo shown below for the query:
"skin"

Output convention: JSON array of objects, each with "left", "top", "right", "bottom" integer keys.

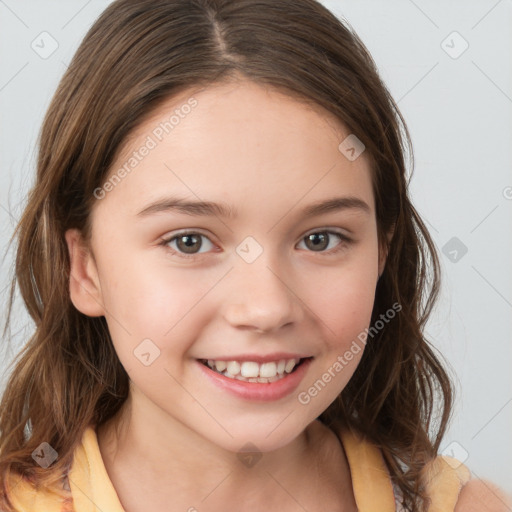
[
  {"left": 65, "top": 77, "right": 389, "bottom": 511},
  {"left": 455, "top": 480, "right": 512, "bottom": 512}
]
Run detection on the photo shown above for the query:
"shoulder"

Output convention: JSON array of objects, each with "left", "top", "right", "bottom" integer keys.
[
  {"left": 418, "top": 454, "right": 511, "bottom": 512},
  {"left": 455, "top": 478, "right": 512, "bottom": 512},
  {"left": 2, "top": 469, "right": 72, "bottom": 512},
  {"left": 2, "top": 470, "right": 36, "bottom": 510}
]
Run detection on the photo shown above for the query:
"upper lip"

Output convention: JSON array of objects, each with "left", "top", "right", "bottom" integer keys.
[{"left": 197, "top": 353, "right": 312, "bottom": 364}]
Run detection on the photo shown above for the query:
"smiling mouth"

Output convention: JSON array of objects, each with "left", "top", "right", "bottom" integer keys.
[{"left": 198, "top": 357, "right": 312, "bottom": 383}]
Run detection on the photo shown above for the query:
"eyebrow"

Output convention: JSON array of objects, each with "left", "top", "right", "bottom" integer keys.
[{"left": 136, "top": 195, "right": 371, "bottom": 219}]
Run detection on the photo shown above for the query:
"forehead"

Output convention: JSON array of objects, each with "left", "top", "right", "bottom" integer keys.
[{"left": 94, "top": 78, "right": 374, "bottom": 222}]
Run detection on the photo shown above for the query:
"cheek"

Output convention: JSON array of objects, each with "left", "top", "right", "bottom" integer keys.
[
  {"left": 96, "top": 249, "right": 217, "bottom": 359},
  {"left": 294, "top": 256, "right": 378, "bottom": 415},
  {"left": 307, "top": 246, "right": 378, "bottom": 349}
]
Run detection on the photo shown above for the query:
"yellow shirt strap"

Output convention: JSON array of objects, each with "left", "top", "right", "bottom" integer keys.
[
  {"left": 4, "top": 469, "right": 71, "bottom": 512},
  {"left": 338, "top": 427, "right": 397, "bottom": 512},
  {"left": 420, "top": 455, "right": 471, "bottom": 512},
  {"left": 339, "top": 426, "right": 472, "bottom": 512},
  {"left": 67, "top": 426, "right": 125, "bottom": 512}
]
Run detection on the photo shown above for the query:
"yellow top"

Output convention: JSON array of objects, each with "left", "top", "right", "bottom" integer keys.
[{"left": 4, "top": 425, "right": 471, "bottom": 511}]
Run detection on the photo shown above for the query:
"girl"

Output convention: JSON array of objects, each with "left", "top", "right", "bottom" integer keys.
[{"left": 0, "top": 0, "right": 509, "bottom": 511}]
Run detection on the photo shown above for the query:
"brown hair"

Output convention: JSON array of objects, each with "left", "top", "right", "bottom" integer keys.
[{"left": 0, "top": 1, "right": 453, "bottom": 510}]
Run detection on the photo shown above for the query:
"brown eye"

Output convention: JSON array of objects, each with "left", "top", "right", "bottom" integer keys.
[
  {"left": 299, "top": 231, "right": 351, "bottom": 253},
  {"left": 175, "top": 234, "right": 202, "bottom": 254},
  {"left": 305, "top": 232, "right": 329, "bottom": 251},
  {"left": 162, "top": 232, "right": 214, "bottom": 258}
]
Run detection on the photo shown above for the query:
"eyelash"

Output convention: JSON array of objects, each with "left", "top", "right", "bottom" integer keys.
[{"left": 159, "top": 229, "right": 352, "bottom": 260}]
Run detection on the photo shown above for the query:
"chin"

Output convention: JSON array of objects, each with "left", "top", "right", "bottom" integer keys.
[{"left": 190, "top": 412, "right": 314, "bottom": 454}]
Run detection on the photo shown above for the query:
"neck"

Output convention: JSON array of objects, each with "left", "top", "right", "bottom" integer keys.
[{"left": 96, "top": 389, "right": 356, "bottom": 511}]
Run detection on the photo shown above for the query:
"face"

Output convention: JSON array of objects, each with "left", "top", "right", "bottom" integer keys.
[{"left": 66, "top": 78, "right": 386, "bottom": 453}]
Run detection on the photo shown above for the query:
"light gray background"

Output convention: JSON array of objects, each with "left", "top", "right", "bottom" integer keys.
[{"left": 1, "top": 0, "right": 511, "bottom": 497}]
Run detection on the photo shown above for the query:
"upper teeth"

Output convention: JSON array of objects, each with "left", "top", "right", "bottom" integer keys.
[{"left": 206, "top": 358, "right": 300, "bottom": 378}]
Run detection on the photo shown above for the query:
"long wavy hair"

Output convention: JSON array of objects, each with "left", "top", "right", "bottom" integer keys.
[{"left": 0, "top": 0, "right": 454, "bottom": 510}]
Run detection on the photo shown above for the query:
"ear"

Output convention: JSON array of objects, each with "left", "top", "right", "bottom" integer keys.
[
  {"left": 65, "top": 228, "right": 105, "bottom": 317},
  {"left": 378, "top": 224, "right": 395, "bottom": 278}
]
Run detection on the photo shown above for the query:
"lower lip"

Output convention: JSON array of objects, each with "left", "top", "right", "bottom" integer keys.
[{"left": 196, "top": 358, "right": 313, "bottom": 402}]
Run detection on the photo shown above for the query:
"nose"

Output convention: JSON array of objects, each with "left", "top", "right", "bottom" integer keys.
[{"left": 222, "top": 259, "right": 303, "bottom": 334}]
